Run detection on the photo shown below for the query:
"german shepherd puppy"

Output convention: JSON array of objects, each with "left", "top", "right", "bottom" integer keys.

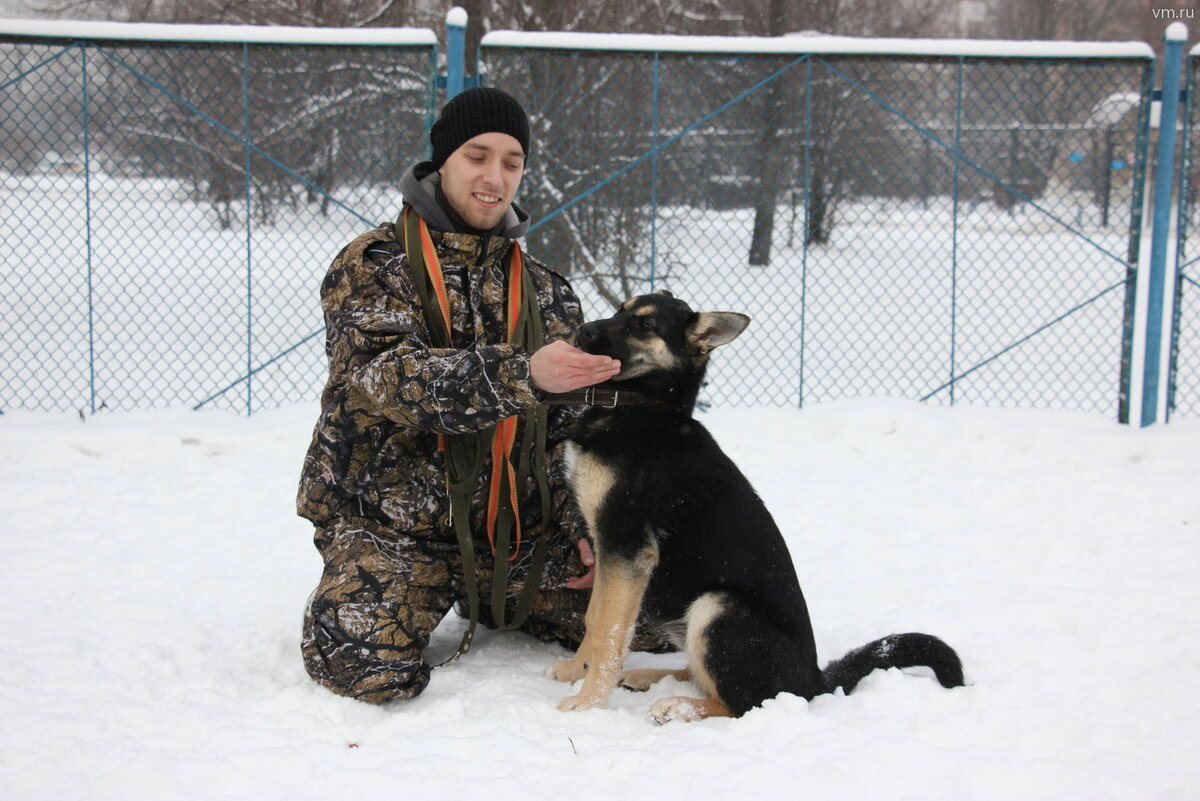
[{"left": 547, "top": 292, "right": 964, "bottom": 723}]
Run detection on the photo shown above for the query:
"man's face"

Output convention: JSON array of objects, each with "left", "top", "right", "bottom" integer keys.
[{"left": 438, "top": 132, "right": 525, "bottom": 231}]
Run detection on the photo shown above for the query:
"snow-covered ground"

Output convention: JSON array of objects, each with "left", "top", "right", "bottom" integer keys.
[{"left": 2, "top": 398, "right": 1198, "bottom": 800}]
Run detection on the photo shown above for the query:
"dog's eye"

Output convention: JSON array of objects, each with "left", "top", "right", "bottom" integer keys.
[{"left": 636, "top": 318, "right": 655, "bottom": 332}]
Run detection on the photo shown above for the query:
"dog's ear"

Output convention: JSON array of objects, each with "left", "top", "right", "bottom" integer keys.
[
  {"left": 687, "top": 312, "right": 750, "bottom": 351},
  {"left": 654, "top": 289, "right": 674, "bottom": 298}
]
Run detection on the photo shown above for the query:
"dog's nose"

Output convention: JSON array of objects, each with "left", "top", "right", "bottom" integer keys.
[{"left": 577, "top": 324, "right": 598, "bottom": 346}]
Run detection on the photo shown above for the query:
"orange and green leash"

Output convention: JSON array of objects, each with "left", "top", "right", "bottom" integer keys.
[{"left": 398, "top": 205, "right": 552, "bottom": 665}]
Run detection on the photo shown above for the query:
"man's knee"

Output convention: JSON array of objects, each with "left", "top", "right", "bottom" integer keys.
[{"left": 301, "top": 524, "right": 456, "bottom": 703}]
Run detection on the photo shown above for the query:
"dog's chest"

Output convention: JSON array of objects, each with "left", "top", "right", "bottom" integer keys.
[{"left": 565, "top": 441, "right": 618, "bottom": 537}]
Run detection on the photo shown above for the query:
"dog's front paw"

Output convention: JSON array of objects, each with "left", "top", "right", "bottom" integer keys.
[
  {"left": 546, "top": 658, "right": 587, "bottom": 683},
  {"left": 557, "top": 693, "right": 606, "bottom": 712}
]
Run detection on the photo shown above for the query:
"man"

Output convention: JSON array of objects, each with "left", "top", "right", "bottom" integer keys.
[{"left": 297, "top": 87, "right": 659, "bottom": 704}]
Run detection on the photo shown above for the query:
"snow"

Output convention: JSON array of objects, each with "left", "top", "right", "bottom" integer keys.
[
  {"left": 481, "top": 30, "right": 1154, "bottom": 59},
  {"left": 1086, "top": 92, "right": 1142, "bottom": 127},
  {"left": 3, "top": 398, "right": 1199, "bottom": 800},
  {"left": 0, "top": 18, "right": 437, "bottom": 46}
]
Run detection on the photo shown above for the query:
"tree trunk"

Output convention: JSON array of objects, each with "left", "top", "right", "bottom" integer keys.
[{"left": 748, "top": 0, "right": 787, "bottom": 266}]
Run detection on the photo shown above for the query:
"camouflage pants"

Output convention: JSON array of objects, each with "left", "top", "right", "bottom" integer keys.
[{"left": 301, "top": 520, "right": 672, "bottom": 704}]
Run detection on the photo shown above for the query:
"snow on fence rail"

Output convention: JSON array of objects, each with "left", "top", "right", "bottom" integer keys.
[
  {"left": 0, "top": 18, "right": 437, "bottom": 46},
  {"left": 480, "top": 30, "right": 1155, "bottom": 59}
]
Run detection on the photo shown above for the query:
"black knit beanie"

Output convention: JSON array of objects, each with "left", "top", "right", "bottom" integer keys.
[{"left": 429, "top": 87, "right": 531, "bottom": 169}]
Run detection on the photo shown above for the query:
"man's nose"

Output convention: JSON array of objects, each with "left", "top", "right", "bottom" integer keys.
[{"left": 480, "top": 159, "right": 503, "bottom": 187}]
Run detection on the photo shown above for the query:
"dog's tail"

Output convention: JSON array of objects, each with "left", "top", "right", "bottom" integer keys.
[{"left": 819, "top": 632, "right": 964, "bottom": 696}]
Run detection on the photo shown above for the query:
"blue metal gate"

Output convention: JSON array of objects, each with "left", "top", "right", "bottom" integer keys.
[
  {"left": 1174, "top": 41, "right": 1200, "bottom": 420},
  {"left": 481, "top": 33, "right": 1157, "bottom": 420}
]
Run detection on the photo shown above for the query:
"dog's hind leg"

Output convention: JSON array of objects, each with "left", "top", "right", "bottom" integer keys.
[
  {"left": 646, "top": 590, "right": 820, "bottom": 722},
  {"left": 670, "top": 590, "right": 821, "bottom": 722},
  {"left": 649, "top": 695, "right": 733, "bottom": 724},
  {"left": 640, "top": 592, "right": 736, "bottom": 722},
  {"left": 619, "top": 667, "right": 691, "bottom": 692}
]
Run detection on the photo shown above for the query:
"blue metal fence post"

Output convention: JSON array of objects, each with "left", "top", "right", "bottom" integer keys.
[
  {"left": 445, "top": 7, "right": 466, "bottom": 100},
  {"left": 1168, "top": 49, "right": 1196, "bottom": 421},
  {"left": 1142, "top": 22, "right": 1188, "bottom": 426}
]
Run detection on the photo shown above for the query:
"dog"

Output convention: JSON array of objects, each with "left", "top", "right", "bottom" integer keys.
[{"left": 546, "top": 291, "right": 964, "bottom": 722}]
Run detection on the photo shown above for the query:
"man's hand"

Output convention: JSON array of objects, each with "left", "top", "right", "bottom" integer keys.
[
  {"left": 530, "top": 340, "right": 620, "bottom": 394},
  {"left": 565, "top": 537, "right": 595, "bottom": 590}
]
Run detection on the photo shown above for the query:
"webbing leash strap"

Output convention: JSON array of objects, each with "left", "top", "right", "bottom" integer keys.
[{"left": 398, "top": 206, "right": 551, "bottom": 666}]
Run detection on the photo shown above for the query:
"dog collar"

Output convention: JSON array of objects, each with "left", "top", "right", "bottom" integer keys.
[{"left": 542, "top": 387, "right": 659, "bottom": 408}]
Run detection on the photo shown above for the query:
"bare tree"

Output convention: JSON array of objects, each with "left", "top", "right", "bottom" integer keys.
[
  {"left": 463, "top": 1, "right": 733, "bottom": 300},
  {"left": 41, "top": 0, "right": 420, "bottom": 26},
  {"left": 991, "top": 0, "right": 1131, "bottom": 41},
  {"left": 741, "top": 0, "right": 958, "bottom": 259},
  {"left": 748, "top": 0, "right": 787, "bottom": 265},
  {"left": 39, "top": 0, "right": 431, "bottom": 226}
]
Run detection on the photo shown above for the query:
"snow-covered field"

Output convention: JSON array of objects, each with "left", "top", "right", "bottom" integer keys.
[{"left": 2, "top": 399, "right": 1198, "bottom": 800}]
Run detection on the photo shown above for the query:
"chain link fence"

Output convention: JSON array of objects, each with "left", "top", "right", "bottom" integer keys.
[
  {"left": 1, "top": 24, "right": 1172, "bottom": 419},
  {"left": 483, "top": 35, "right": 1155, "bottom": 416},
  {"left": 1174, "top": 51, "right": 1200, "bottom": 420},
  {"left": 1, "top": 24, "right": 435, "bottom": 414}
]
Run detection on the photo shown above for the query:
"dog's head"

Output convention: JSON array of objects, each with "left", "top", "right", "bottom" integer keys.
[{"left": 575, "top": 291, "right": 750, "bottom": 382}]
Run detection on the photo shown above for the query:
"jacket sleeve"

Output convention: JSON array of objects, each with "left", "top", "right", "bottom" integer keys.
[{"left": 320, "top": 235, "right": 541, "bottom": 436}]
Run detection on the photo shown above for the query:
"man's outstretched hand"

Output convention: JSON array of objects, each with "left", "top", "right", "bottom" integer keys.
[{"left": 530, "top": 341, "right": 620, "bottom": 394}]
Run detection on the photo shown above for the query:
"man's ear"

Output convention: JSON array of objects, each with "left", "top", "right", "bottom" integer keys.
[{"left": 687, "top": 312, "right": 750, "bottom": 351}]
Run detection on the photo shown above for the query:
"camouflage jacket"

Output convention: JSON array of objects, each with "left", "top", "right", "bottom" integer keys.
[{"left": 297, "top": 222, "right": 586, "bottom": 547}]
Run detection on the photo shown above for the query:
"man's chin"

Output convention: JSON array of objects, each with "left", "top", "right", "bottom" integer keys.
[{"left": 465, "top": 211, "right": 505, "bottom": 231}]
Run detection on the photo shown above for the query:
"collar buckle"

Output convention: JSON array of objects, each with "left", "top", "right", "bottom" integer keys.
[{"left": 585, "top": 387, "right": 620, "bottom": 408}]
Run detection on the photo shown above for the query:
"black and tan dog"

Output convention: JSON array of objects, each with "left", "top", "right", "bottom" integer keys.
[{"left": 547, "top": 292, "right": 964, "bottom": 722}]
